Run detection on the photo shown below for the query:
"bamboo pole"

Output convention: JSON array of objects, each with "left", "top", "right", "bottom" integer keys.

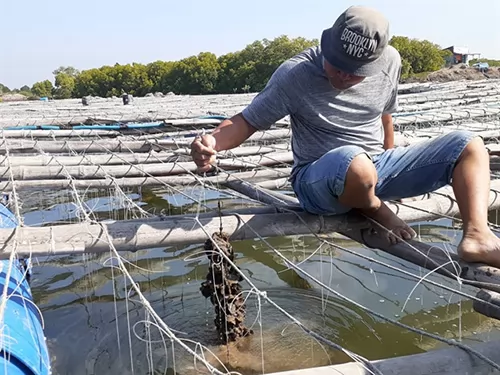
[
  {"left": 1, "top": 179, "right": 500, "bottom": 258},
  {"left": 0, "top": 152, "right": 293, "bottom": 180},
  {"left": 398, "top": 89, "right": 500, "bottom": 105},
  {"left": 0, "top": 129, "right": 122, "bottom": 138},
  {"left": 0, "top": 133, "right": 403, "bottom": 155},
  {"left": 0, "top": 144, "right": 289, "bottom": 167},
  {"left": 0, "top": 129, "right": 291, "bottom": 154},
  {"left": 2, "top": 126, "right": 499, "bottom": 155},
  {"left": 0, "top": 138, "right": 176, "bottom": 154},
  {"left": 2, "top": 103, "right": 497, "bottom": 128},
  {"left": 393, "top": 106, "right": 500, "bottom": 126},
  {"left": 487, "top": 144, "right": 500, "bottom": 155},
  {"left": 224, "top": 180, "right": 299, "bottom": 209},
  {"left": 401, "top": 121, "right": 499, "bottom": 134},
  {"left": 0, "top": 168, "right": 292, "bottom": 191},
  {"left": 0, "top": 117, "right": 224, "bottom": 128},
  {"left": 255, "top": 178, "right": 290, "bottom": 190}
]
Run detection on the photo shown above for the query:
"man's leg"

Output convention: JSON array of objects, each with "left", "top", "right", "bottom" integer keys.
[
  {"left": 373, "top": 129, "right": 500, "bottom": 267},
  {"left": 337, "top": 152, "right": 416, "bottom": 244},
  {"left": 292, "top": 144, "right": 416, "bottom": 244},
  {"left": 294, "top": 130, "right": 500, "bottom": 267},
  {"left": 292, "top": 145, "right": 370, "bottom": 216},
  {"left": 452, "top": 137, "right": 500, "bottom": 267}
]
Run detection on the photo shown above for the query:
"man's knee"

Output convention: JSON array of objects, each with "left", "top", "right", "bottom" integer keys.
[
  {"left": 345, "top": 153, "right": 377, "bottom": 190},
  {"left": 446, "top": 130, "right": 483, "bottom": 153},
  {"left": 460, "top": 135, "right": 487, "bottom": 158},
  {"left": 339, "top": 154, "right": 378, "bottom": 208}
]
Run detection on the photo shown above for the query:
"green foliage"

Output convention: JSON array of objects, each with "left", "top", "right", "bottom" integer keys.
[
  {"left": 53, "top": 66, "right": 80, "bottom": 77},
  {"left": 167, "top": 52, "right": 220, "bottom": 94},
  {"left": 24, "top": 34, "right": 451, "bottom": 99},
  {"left": 469, "top": 58, "right": 500, "bottom": 67},
  {"left": 31, "top": 80, "right": 54, "bottom": 98},
  {"left": 216, "top": 36, "right": 318, "bottom": 93},
  {"left": 53, "top": 73, "right": 76, "bottom": 99},
  {"left": 69, "top": 35, "right": 317, "bottom": 97},
  {"left": 0, "top": 84, "right": 10, "bottom": 94},
  {"left": 389, "top": 36, "right": 448, "bottom": 79}
]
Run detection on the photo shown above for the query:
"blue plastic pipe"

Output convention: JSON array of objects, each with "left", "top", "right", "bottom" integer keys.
[
  {"left": 5, "top": 126, "right": 60, "bottom": 131},
  {"left": 73, "top": 121, "right": 164, "bottom": 130},
  {"left": 0, "top": 203, "right": 50, "bottom": 375}
]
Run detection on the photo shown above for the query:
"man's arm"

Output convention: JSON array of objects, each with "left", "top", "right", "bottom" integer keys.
[
  {"left": 191, "top": 65, "right": 296, "bottom": 172},
  {"left": 382, "top": 113, "right": 394, "bottom": 149},
  {"left": 210, "top": 113, "right": 257, "bottom": 152},
  {"left": 382, "top": 48, "right": 402, "bottom": 150}
]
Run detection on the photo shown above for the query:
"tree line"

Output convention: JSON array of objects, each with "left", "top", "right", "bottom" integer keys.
[{"left": 1, "top": 35, "right": 482, "bottom": 100}]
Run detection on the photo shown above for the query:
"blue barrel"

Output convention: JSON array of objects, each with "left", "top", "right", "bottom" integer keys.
[{"left": 0, "top": 203, "right": 50, "bottom": 375}]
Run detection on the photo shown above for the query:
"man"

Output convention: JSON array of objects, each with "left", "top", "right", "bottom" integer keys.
[{"left": 191, "top": 5, "right": 500, "bottom": 268}]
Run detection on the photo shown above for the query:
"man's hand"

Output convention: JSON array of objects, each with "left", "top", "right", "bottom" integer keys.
[
  {"left": 189, "top": 114, "right": 257, "bottom": 174},
  {"left": 190, "top": 134, "right": 217, "bottom": 174}
]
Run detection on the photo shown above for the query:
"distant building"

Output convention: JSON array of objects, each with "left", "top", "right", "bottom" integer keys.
[{"left": 443, "top": 46, "right": 481, "bottom": 65}]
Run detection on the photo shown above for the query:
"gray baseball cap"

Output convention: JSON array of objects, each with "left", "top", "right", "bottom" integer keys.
[{"left": 321, "top": 6, "right": 390, "bottom": 77}]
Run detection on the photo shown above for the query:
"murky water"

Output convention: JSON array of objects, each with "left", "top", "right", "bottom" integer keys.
[{"left": 19, "top": 186, "right": 500, "bottom": 374}]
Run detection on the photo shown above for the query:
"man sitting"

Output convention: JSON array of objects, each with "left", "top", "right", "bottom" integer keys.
[{"left": 190, "top": 5, "right": 500, "bottom": 268}]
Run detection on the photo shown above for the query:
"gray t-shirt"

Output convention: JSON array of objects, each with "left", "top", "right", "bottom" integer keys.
[{"left": 241, "top": 45, "right": 401, "bottom": 180}]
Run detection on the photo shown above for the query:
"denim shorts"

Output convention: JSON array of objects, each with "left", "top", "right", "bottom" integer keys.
[{"left": 291, "top": 130, "right": 479, "bottom": 215}]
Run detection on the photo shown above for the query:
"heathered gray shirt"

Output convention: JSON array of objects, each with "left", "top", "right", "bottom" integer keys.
[{"left": 241, "top": 45, "right": 401, "bottom": 180}]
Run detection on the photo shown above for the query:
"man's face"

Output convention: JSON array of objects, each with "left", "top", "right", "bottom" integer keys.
[{"left": 323, "top": 58, "right": 366, "bottom": 90}]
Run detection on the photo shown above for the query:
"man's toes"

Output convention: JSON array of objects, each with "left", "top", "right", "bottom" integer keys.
[
  {"left": 401, "top": 230, "right": 413, "bottom": 241},
  {"left": 387, "top": 232, "right": 398, "bottom": 245},
  {"left": 409, "top": 226, "right": 417, "bottom": 237}
]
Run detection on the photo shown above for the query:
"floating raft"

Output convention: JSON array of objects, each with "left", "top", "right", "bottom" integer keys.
[{"left": 1, "top": 78, "right": 500, "bottom": 374}]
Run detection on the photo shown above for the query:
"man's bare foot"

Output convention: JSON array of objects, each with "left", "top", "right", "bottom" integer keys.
[
  {"left": 458, "top": 228, "right": 500, "bottom": 268},
  {"left": 361, "top": 201, "right": 417, "bottom": 245}
]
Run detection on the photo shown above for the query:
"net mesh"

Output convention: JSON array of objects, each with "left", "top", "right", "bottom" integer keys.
[{"left": 0, "top": 78, "right": 500, "bottom": 375}]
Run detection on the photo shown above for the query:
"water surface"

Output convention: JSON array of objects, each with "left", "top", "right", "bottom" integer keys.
[{"left": 19, "top": 186, "right": 500, "bottom": 374}]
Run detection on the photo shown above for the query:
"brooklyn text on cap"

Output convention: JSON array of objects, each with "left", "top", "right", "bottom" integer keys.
[{"left": 321, "top": 5, "right": 390, "bottom": 77}]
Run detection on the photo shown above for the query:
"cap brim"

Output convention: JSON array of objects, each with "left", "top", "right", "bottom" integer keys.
[{"left": 350, "top": 48, "right": 389, "bottom": 77}]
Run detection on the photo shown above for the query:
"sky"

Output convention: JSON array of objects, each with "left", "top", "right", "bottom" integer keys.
[{"left": 2, "top": 0, "right": 499, "bottom": 89}]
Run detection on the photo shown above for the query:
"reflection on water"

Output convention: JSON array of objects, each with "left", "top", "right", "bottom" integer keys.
[{"left": 20, "top": 186, "right": 500, "bottom": 374}]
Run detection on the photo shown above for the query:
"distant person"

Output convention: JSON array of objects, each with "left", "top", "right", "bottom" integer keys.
[{"left": 190, "top": 6, "right": 500, "bottom": 268}]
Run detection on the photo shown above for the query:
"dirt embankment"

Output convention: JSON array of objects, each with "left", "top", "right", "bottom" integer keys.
[{"left": 403, "top": 64, "right": 500, "bottom": 83}]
